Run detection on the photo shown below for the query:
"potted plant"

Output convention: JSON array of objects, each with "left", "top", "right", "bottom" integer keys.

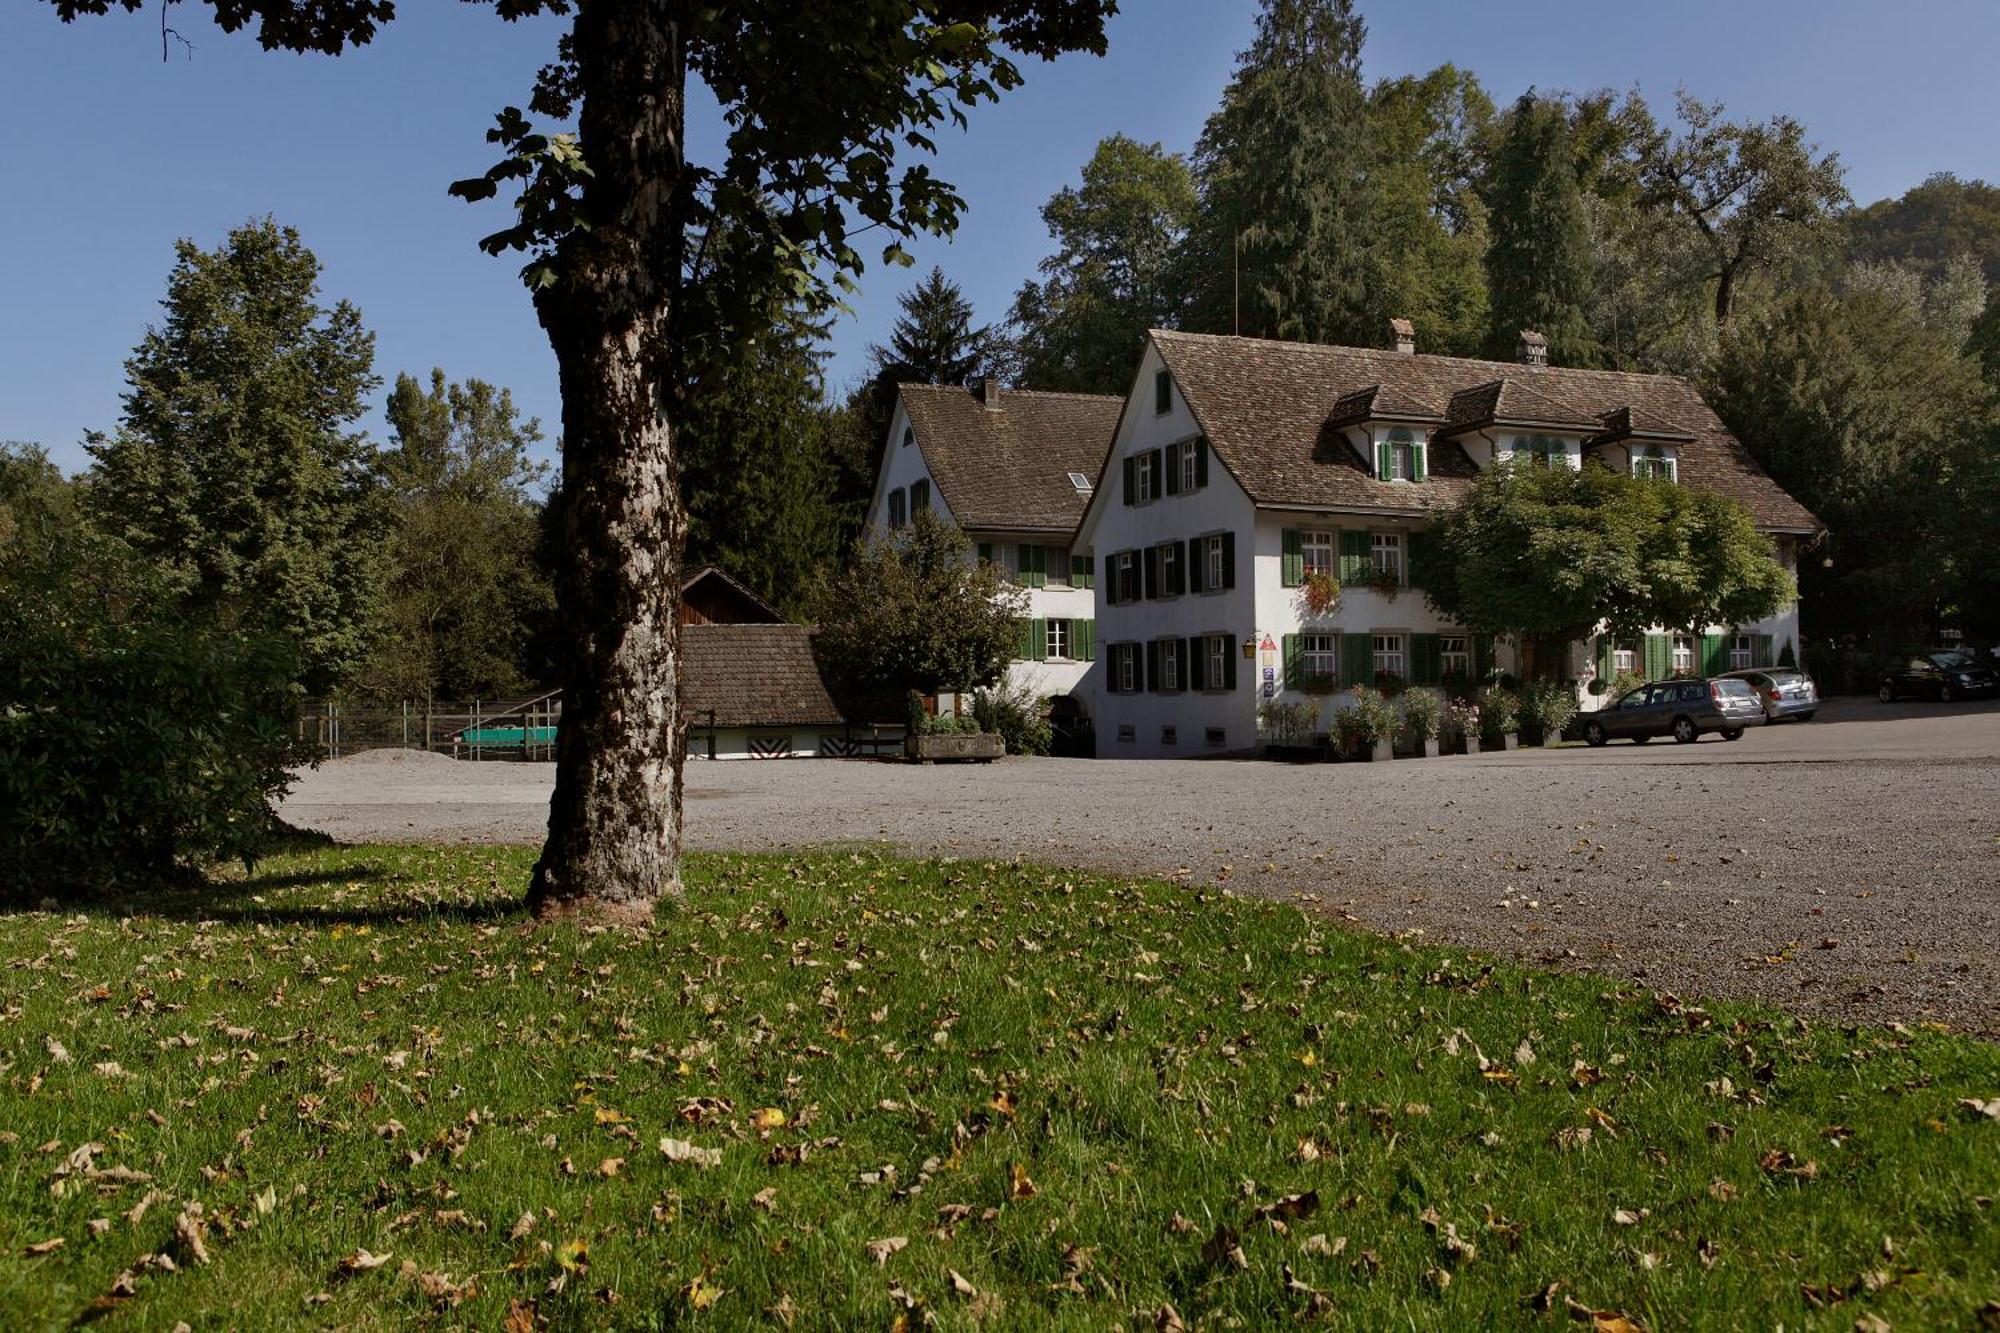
[
  {"left": 1258, "top": 699, "right": 1320, "bottom": 754},
  {"left": 1398, "top": 686, "right": 1444, "bottom": 758},
  {"left": 1521, "top": 680, "right": 1579, "bottom": 746},
  {"left": 1441, "top": 699, "right": 1483, "bottom": 754},
  {"left": 1331, "top": 704, "right": 1366, "bottom": 760},
  {"left": 1373, "top": 670, "right": 1407, "bottom": 697},
  {"left": 1348, "top": 685, "right": 1399, "bottom": 762},
  {"left": 1477, "top": 684, "right": 1521, "bottom": 751},
  {"left": 1302, "top": 570, "right": 1341, "bottom": 615},
  {"left": 904, "top": 690, "right": 1005, "bottom": 762},
  {"left": 1363, "top": 566, "right": 1402, "bottom": 600}
]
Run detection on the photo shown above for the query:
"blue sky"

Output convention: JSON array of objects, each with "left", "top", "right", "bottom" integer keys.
[{"left": 7, "top": 1, "right": 1999, "bottom": 475}]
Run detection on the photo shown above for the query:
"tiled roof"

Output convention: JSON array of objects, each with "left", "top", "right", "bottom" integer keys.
[
  {"left": 1326, "top": 382, "right": 1444, "bottom": 428},
  {"left": 680, "top": 564, "right": 785, "bottom": 624},
  {"left": 1150, "top": 330, "right": 1820, "bottom": 532},
  {"left": 1585, "top": 404, "right": 1698, "bottom": 447},
  {"left": 899, "top": 384, "right": 1123, "bottom": 532},
  {"left": 680, "top": 624, "right": 844, "bottom": 729}
]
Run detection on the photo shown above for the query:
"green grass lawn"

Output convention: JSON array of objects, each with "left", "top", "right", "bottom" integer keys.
[{"left": 2, "top": 847, "right": 1996, "bottom": 1331}]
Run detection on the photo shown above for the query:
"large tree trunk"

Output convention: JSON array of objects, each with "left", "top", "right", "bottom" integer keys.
[{"left": 528, "top": 4, "right": 689, "bottom": 924}]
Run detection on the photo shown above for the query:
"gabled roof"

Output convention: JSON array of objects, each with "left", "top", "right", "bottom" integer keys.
[
  {"left": 1148, "top": 330, "right": 1820, "bottom": 532},
  {"left": 898, "top": 384, "right": 1123, "bottom": 532},
  {"left": 1325, "top": 382, "right": 1446, "bottom": 428},
  {"left": 680, "top": 624, "right": 843, "bottom": 728},
  {"left": 1438, "top": 376, "right": 1599, "bottom": 438},
  {"left": 681, "top": 565, "right": 785, "bottom": 624},
  {"left": 1585, "top": 404, "right": 1698, "bottom": 448}
]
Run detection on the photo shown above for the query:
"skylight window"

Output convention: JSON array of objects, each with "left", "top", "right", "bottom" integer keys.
[{"left": 1068, "top": 472, "right": 1093, "bottom": 493}]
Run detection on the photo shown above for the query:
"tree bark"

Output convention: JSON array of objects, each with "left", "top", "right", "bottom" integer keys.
[{"left": 527, "top": 4, "right": 689, "bottom": 924}]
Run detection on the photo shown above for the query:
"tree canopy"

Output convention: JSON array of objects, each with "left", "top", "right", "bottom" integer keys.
[{"left": 82, "top": 217, "right": 387, "bottom": 697}]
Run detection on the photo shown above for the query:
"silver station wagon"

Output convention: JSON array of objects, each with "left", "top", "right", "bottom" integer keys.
[{"left": 1582, "top": 677, "right": 1766, "bottom": 746}]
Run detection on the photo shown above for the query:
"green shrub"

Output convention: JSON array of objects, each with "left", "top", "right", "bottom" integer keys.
[
  {"left": 972, "top": 680, "right": 1051, "bottom": 755},
  {"left": 1477, "top": 685, "right": 1521, "bottom": 739},
  {"left": 1523, "top": 680, "right": 1580, "bottom": 741},
  {"left": 1398, "top": 686, "right": 1444, "bottom": 740},
  {"left": 1346, "top": 685, "right": 1400, "bottom": 745},
  {"left": 0, "top": 605, "right": 307, "bottom": 899},
  {"left": 1257, "top": 699, "right": 1319, "bottom": 745}
]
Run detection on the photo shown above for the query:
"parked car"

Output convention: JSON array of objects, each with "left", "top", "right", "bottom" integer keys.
[
  {"left": 1582, "top": 677, "right": 1766, "bottom": 746},
  {"left": 1719, "top": 667, "right": 1819, "bottom": 722},
  {"left": 1876, "top": 649, "right": 1998, "bottom": 702}
]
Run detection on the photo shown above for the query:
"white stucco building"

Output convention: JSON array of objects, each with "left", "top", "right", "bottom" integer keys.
[
  {"left": 865, "top": 380, "right": 1122, "bottom": 697},
  {"left": 1073, "top": 324, "right": 1817, "bottom": 759}
]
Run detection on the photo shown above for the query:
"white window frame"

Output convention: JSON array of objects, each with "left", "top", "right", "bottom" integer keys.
[
  {"left": 1205, "top": 535, "right": 1226, "bottom": 591},
  {"left": 1045, "top": 618, "right": 1070, "bottom": 662},
  {"left": 1302, "top": 529, "right": 1334, "bottom": 577},
  {"left": 1372, "top": 632, "right": 1407, "bottom": 679},
  {"left": 1159, "top": 638, "right": 1180, "bottom": 692},
  {"left": 1045, "top": 545, "right": 1070, "bottom": 588},
  {"left": 1371, "top": 532, "right": 1403, "bottom": 582},
  {"left": 1135, "top": 451, "right": 1158, "bottom": 503},
  {"left": 1115, "top": 643, "right": 1136, "bottom": 693},
  {"left": 1612, "top": 647, "right": 1637, "bottom": 674},
  {"left": 1178, "top": 441, "right": 1199, "bottom": 492},
  {"left": 1439, "top": 635, "right": 1470, "bottom": 678},
  {"left": 1302, "top": 632, "right": 1338, "bottom": 683},
  {"left": 1632, "top": 444, "right": 1676, "bottom": 482},
  {"left": 1116, "top": 551, "right": 1137, "bottom": 604},
  {"left": 1390, "top": 434, "right": 1414, "bottom": 481},
  {"left": 1730, "top": 633, "right": 1754, "bottom": 670},
  {"left": 1206, "top": 634, "right": 1228, "bottom": 691},
  {"left": 1672, "top": 634, "right": 1697, "bottom": 674},
  {"left": 1159, "top": 541, "right": 1179, "bottom": 596}
]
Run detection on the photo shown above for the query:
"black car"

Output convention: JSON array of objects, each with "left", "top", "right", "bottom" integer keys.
[{"left": 1877, "top": 649, "right": 1998, "bottom": 702}]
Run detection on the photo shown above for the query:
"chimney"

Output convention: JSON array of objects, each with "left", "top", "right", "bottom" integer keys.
[
  {"left": 1389, "top": 316, "right": 1415, "bottom": 355},
  {"left": 972, "top": 373, "right": 1002, "bottom": 409},
  {"left": 1517, "top": 330, "right": 1548, "bottom": 367}
]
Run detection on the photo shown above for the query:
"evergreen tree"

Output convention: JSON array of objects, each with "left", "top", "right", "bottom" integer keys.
[
  {"left": 84, "top": 218, "right": 386, "bottom": 696},
  {"left": 1361, "top": 65, "right": 1494, "bottom": 356},
  {"left": 1178, "top": 0, "right": 1376, "bottom": 344},
  {"left": 867, "top": 267, "right": 991, "bottom": 393},
  {"left": 680, "top": 315, "right": 848, "bottom": 616},
  {"left": 365, "top": 370, "right": 554, "bottom": 702},
  {"left": 1006, "top": 134, "right": 1197, "bottom": 393},
  {"left": 1706, "top": 276, "right": 1992, "bottom": 644},
  {"left": 1482, "top": 92, "right": 1600, "bottom": 365}
]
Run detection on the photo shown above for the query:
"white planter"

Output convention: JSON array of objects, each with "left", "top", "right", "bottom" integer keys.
[
  {"left": 1463, "top": 736, "right": 1482, "bottom": 755},
  {"left": 1370, "top": 739, "right": 1394, "bottom": 763},
  {"left": 1421, "top": 738, "right": 1440, "bottom": 759}
]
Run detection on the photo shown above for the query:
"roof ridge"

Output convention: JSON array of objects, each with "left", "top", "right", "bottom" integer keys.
[{"left": 1150, "top": 327, "right": 1697, "bottom": 389}]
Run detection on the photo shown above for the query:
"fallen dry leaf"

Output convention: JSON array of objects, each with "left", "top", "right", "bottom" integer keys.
[
  {"left": 659, "top": 1137, "right": 722, "bottom": 1170},
  {"left": 340, "top": 1248, "right": 393, "bottom": 1273},
  {"left": 865, "top": 1235, "right": 909, "bottom": 1266}
]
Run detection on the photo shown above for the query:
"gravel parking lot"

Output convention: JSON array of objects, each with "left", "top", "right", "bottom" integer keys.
[{"left": 284, "top": 696, "right": 2000, "bottom": 1035}]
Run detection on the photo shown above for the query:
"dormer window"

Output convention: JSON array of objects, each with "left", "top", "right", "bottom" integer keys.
[
  {"left": 1632, "top": 443, "right": 1676, "bottom": 482},
  {"left": 1516, "top": 434, "right": 1567, "bottom": 469},
  {"left": 1375, "top": 427, "right": 1427, "bottom": 482}
]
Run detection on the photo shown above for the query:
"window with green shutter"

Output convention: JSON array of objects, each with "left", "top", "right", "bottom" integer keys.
[
  {"left": 1643, "top": 634, "right": 1671, "bottom": 682},
  {"left": 1075, "top": 619, "right": 1095, "bottom": 661},
  {"left": 1701, "top": 632, "right": 1728, "bottom": 675},
  {"left": 1164, "top": 441, "right": 1182, "bottom": 495},
  {"left": 1194, "top": 436, "right": 1209, "bottom": 489},
  {"left": 1020, "top": 543, "right": 1046, "bottom": 589},
  {"left": 1342, "top": 633, "right": 1372, "bottom": 688},
  {"left": 1282, "top": 633, "right": 1302, "bottom": 689},
  {"left": 1071, "top": 554, "right": 1093, "bottom": 589},
  {"left": 1338, "top": 530, "right": 1371, "bottom": 583},
  {"left": 1281, "top": 528, "right": 1303, "bottom": 587},
  {"left": 1411, "top": 633, "right": 1440, "bottom": 685},
  {"left": 1754, "top": 633, "right": 1773, "bottom": 667}
]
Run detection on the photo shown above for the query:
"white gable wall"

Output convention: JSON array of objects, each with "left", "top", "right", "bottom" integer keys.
[{"left": 865, "top": 401, "right": 953, "bottom": 536}]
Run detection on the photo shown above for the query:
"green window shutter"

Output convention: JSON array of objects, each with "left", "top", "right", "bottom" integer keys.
[
  {"left": 1281, "top": 528, "right": 1302, "bottom": 587},
  {"left": 1122, "top": 456, "right": 1136, "bottom": 505},
  {"left": 1220, "top": 532, "right": 1236, "bottom": 589},
  {"left": 1164, "top": 442, "right": 1181, "bottom": 495},
  {"left": 977, "top": 542, "right": 992, "bottom": 565},
  {"left": 1375, "top": 438, "right": 1391, "bottom": 479},
  {"left": 1076, "top": 619, "right": 1095, "bottom": 661},
  {"left": 1342, "top": 633, "right": 1372, "bottom": 688},
  {"left": 1283, "top": 634, "right": 1302, "bottom": 689},
  {"left": 1596, "top": 636, "right": 1615, "bottom": 680},
  {"left": 1643, "top": 633, "right": 1670, "bottom": 681},
  {"left": 1186, "top": 636, "right": 1205, "bottom": 691},
  {"left": 1030, "top": 618, "right": 1048, "bottom": 660},
  {"left": 1701, "top": 632, "right": 1727, "bottom": 675},
  {"left": 1412, "top": 439, "right": 1427, "bottom": 483},
  {"left": 1223, "top": 637, "right": 1239, "bottom": 691},
  {"left": 1339, "top": 529, "right": 1370, "bottom": 583},
  {"left": 1016, "top": 618, "right": 1034, "bottom": 659},
  {"left": 1755, "top": 633, "right": 1773, "bottom": 667},
  {"left": 1072, "top": 554, "right": 1093, "bottom": 590},
  {"left": 1195, "top": 436, "right": 1209, "bottom": 488},
  {"left": 1412, "top": 633, "right": 1440, "bottom": 686},
  {"left": 1186, "top": 537, "right": 1203, "bottom": 593},
  {"left": 1406, "top": 529, "right": 1433, "bottom": 589}
]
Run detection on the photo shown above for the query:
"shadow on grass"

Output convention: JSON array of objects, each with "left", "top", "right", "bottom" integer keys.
[{"left": 6, "top": 861, "right": 530, "bottom": 928}]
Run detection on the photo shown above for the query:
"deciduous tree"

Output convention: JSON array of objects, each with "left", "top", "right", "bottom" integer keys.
[{"left": 46, "top": 0, "right": 1117, "bottom": 923}]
